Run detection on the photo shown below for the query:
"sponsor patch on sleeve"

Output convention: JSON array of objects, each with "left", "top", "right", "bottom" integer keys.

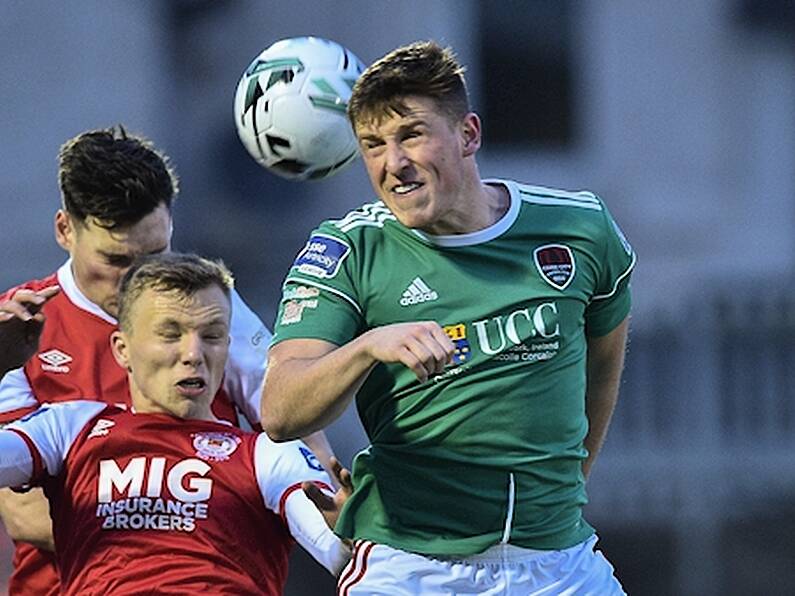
[
  {"left": 293, "top": 234, "right": 350, "bottom": 279},
  {"left": 298, "top": 446, "right": 324, "bottom": 471}
]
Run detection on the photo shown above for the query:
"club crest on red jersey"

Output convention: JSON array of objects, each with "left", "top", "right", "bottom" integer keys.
[
  {"left": 192, "top": 432, "right": 242, "bottom": 462},
  {"left": 533, "top": 244, "right": 575, "bottom": 290}
]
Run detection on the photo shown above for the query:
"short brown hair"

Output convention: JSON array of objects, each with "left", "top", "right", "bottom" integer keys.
[
  {"left": 348, "top": 41, "right": 470, "bottom": 127},
  {"left": 58, "top": 125, "right": 179, "bottom": 230},
  {"left": 117, "top": 253, "right": 234, "bottom": 332}
]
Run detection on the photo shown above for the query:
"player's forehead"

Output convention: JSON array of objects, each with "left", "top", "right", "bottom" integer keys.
[
  {"left": 354, "top": 96, "right": 444, "bottom": 138},
  {"left": 133, "top": 286, "right": 231, "bottom": 327},
  {"left": 78, "top": 205, "right": 173, "bottom": 256}
]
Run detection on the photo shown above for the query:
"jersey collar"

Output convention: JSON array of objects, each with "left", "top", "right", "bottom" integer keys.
[
  {"left": 410, "top": 179, "right": 520, "bottom": 247},
  {"left": 56, "top": 260, "right": 118, "bottom": 325}
]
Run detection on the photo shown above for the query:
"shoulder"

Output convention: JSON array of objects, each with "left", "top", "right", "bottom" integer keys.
[
  {"left": 514, "top": 182, "right": 605, "bottom": 214},
  {"left": 327, "top": 200, "right": 397, "bottom": 235},
  {"left": 0, "top": 271, "right": 59, "bottom": 300}
]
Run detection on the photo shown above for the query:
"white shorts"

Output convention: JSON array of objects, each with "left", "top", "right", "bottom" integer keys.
[{"left": 337, "top": 535, "right": 625, "bottom": 595}]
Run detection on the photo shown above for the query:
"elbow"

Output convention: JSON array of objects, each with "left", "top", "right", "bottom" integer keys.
[{"left": 260, "top": 405, "right": 297, "bottom": 442}]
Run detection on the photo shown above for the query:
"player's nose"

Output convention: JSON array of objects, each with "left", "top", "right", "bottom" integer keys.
[
  {"left": 179, "top": 333, "right": 205, "bottom": 366},
  {"left": 384, "top": 141, "right": 409, "bottom": 175}
]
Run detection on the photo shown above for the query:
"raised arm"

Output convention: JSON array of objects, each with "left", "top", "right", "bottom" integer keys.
[
  {"left": 0, "top": 286, "right": 59, "bottom": 376},
  {"left": 582, "top": 316, "right": 630, "bottom": 478},
  {"left": 261, "top": 321, "right": 455, "bottom": 441}
]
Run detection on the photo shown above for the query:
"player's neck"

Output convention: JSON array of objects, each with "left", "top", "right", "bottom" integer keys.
[{"left": 435, "top": 180, "right": 509, "bottom": 235}]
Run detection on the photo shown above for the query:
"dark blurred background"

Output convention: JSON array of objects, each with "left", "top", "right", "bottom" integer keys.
[{"left": 1, "top": 1, "right": 794, "bottom": 594}]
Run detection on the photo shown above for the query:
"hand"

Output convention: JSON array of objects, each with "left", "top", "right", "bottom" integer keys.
[
  {"left": 0, "top": 286, "right": 59, "bottom": 375},
  {"left": 363, "top": 321, "right": 455, "bottom": 383},
  {"left": 302, "top": 456, "right": 353, "bottom": 531}
]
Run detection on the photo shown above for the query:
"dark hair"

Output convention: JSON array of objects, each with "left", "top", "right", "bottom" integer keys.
[
  {"left": 117, "top": 253, "right": 234, "bottom": 332},
  {"left": 348, "top": 41, "right": 470, "bottom": 127},
  {"left": 58, "top": 125, "right": 179, "bottom": 229}
]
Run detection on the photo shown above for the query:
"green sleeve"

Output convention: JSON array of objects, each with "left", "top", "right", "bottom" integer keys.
[
  {"left": 584, "top": 201, "right": 636, "bottom": 337},
  {"left": 270, "top": 223, "right": 365, "bottom": 346}
]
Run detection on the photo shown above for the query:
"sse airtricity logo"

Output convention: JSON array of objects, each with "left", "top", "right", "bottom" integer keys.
[{"left": 293, "top": 234, "right": 350, "bottom": 279}]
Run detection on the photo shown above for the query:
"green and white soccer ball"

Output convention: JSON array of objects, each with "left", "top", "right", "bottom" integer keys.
[{"left": 234, "top": 36, "right": 365, "bottom": 181}]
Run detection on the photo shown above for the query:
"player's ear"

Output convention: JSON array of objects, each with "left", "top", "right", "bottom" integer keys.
[
  {"left": 54, "top": 210, "right": 76, "bottom": 252},
  {"left": 111, "top": 330, "right": 132, "bottom": 373},
  {"left": 460, "top": 112, "right": 482, "bottom": 157}
]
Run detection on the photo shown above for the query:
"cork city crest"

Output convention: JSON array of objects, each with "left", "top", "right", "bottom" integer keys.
[
  {"left": 533, "top": 244, "right": 575, "bottom": 290},
  {"left": 192, "top": 432, "right": 242, "bottom": 462}
]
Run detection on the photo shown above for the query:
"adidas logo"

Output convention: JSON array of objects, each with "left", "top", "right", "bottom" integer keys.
[
  {"left": 38, "top": 349, "right": 72, "bottom": 373},
  {"left": 400, "top": 277, "right": 439, "bottom": 306}
]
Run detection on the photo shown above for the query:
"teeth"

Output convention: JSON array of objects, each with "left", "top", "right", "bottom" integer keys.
[{"left": 393, "top": 183, "right": 420, "bottom": 194}]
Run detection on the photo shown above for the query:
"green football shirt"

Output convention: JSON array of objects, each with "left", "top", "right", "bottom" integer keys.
[{"left": 272, "top": 179, "right": 635, "bottom": 556}]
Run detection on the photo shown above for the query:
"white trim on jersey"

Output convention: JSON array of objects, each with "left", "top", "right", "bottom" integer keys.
[
  {"left": 592, "top": 251, "right": 637, "bottom": 301},
  {"left": 6, "top": 401, "right": 106, "bottom": 477},
  {"left": 517, "top": 183, "right": 603, "bottom": 212},
  {"left": 58, "top": 260, "right": 117, "bottom": 324},
  {"left": 0, "top": 431, "right": 35, "bottom": 487},
  {"left": 333, "top": 202, "right": 397, "bottom": 233},
  {"left": 283, "top": 277, "right": 363, "bottom": 315},
  {"left": 412, "top": 179, "right": 522, "bottom": 248}
]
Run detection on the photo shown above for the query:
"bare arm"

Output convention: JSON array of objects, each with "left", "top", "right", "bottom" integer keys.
[
  {"left": 261, "top": 322, "right": 454, "bottom": 440},
  {"left": 582, "top": 316, "right": 630, "bottom": 479},
  {"left": 0, "top": 489, "right": 54, "bottom": 551}
]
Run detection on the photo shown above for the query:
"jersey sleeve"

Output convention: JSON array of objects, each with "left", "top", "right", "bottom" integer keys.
[
  {"left": 584, "top": 200, "right": 636, "bottom": 337},
  {"left": 253, "top": 432, "right": 332, "bottom": 513},
  {"left": 0, "top": 368, "right": 39, "bottom": 424},
  {"left": 0, "top": 431, "right": 36, "bottom": 488},
  {"left": 223, "top": 289, "right": 271, "bottom": 426},
  {"left": 270, "top": 223, "right": 365, "bottom": 347},
  {"left": 6, "top": 401, "right": 106, "bottom": 481},
  {"left": 253, "top": 432, "right": 348, "bottom": 575}
]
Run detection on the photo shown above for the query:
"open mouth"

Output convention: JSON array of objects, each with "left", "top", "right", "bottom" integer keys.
[
  {"left": 176, "top": 377, "right": 207, "bottom": 395},
  {"left": 392, "top": 182, "right": 423, "bottom": 195}
]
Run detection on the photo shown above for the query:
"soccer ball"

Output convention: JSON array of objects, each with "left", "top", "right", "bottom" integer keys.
[{"left": 234, "top": 36, "right": 365, "bottom": 181}]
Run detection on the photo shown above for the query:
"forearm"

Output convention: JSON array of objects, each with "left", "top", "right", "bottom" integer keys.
[
  {"left": 582, "top": 318, "right": 629, "bottom": 478},
  {"left": 283, "top": 489, "right": 350, "bottom": 575},
  {"left": 261, "top": 335, "right": 377, "bottom": 440},
  {"left": 0, "top": 488, "right": 54, "bottom": 551},
  {"left": 583, "top": 379, "right": 620, "bottom": 478}
]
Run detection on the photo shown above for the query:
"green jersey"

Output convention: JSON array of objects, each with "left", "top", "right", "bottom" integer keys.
[{"left": 272, "top": 179, "right": 635, "bottom": 556}]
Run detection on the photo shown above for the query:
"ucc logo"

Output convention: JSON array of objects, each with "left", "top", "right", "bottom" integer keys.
[
  {"left": 472, "top": 302, "right": 560, "bottom": 355},
  {"left": 98, "top": 457, "right": 212, "bottom": 503}
]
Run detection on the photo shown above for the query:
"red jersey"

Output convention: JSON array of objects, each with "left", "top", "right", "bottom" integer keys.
[
  {"left": 3, "top": 402, "right": 333, "bottom": 595},
  {"left": 0, "top": 260, "right": 271, "bottom": 594}
]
